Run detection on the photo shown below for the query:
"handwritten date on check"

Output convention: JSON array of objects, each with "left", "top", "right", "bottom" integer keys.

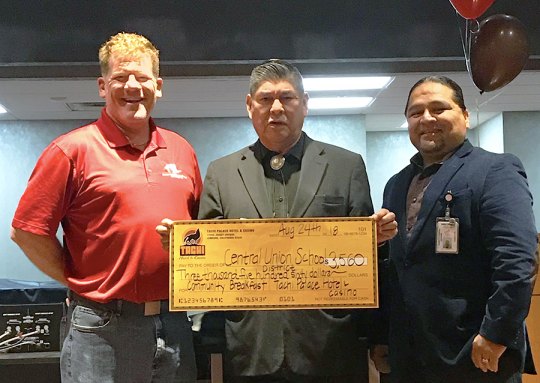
[{"left": 169, "top": 217, "right": 378, "bottom": 311}]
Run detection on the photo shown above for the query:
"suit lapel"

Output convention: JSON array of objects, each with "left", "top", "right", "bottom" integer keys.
[
  {"left": 290, "top": 137, "right": 327, "bottom": 217},
  {"left": 406, "top": 142, "right": 473, "bottom": 252},
  {"left": 391, "top": 166, "right": 416, "bottom": 253},
  {"left": 238, "top": 147, "right": 273, "bottom": 218}
]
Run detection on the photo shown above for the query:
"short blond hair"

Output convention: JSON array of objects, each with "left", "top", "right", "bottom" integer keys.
[{"left": 99, "top": 32, "right": 160, "bottom": 77}]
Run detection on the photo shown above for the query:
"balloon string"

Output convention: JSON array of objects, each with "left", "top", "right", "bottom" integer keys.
[
  {"left": 477, "top": 90, "right": 504, "bottom": 108},
  {"left": 466, "top": 19, "right": 471, "bottom": 74},
  {"left": 456, "top": 13, "right": 482, "bottom": 92},
  {"left": 466, "top": 19, "right": 480, "bottom": 71},
  {"left": 473, "top": 90, "right": 503, "bottom": 129},
  {"left": 474, "top": 97, "right": 480, "bottom": 129},
  {"left": 456, "top": 11, "right": 470, "bottom": 74}
]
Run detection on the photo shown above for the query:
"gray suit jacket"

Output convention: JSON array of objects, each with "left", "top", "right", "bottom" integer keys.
[{"left": 199, "top": 134, "right": 375, "bottom": 377}]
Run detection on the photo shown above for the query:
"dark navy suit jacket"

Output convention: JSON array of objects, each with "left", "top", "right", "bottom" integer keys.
[{"left": 382, "top": 140, "right": 537, "bottom": 382}]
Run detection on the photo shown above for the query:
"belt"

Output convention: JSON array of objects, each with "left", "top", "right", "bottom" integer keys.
[{"left": 67, "top": 290, "right": 166, "bottom": 316}]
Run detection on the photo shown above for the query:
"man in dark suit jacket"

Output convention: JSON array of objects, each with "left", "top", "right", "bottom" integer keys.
[
  {"left": 159, "top": 59, "right": 397, "bottom": 382},
  {"left": 382, "top": 75, "right": 538, "bottom": 383}
]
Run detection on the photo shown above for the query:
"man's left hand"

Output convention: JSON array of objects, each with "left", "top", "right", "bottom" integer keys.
[
  {"left": 472, "top": 334, "right": 507, "bottom": 373},
  {"left": 371, "top": 209, "right": 398, "bottom": 244}
]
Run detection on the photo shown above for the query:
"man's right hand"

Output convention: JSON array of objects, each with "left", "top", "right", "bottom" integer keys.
[
  {"left": 370, "top": 344, "right": 391, "bottom": 374},
  {"left": 10, "top": 227, "right": 68, "bottom": 285},
  {"left": 156, "top": 218, "right": 174, "bottom": 250}
]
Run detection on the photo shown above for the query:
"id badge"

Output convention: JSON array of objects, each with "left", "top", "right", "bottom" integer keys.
[{"left": 435, "top": 217, "right": 459, "bottom": 254}]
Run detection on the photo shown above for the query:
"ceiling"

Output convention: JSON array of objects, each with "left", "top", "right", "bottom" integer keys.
[
  {"left": 1, "top": 1, "right": 539, "bottom": 131},
  {"left": 1, "top": 70, "right": 540, "bottom": 131}
]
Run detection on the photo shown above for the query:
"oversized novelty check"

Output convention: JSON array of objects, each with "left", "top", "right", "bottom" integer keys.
[{"left": 169, "top": 218, "right": 378, "bottom": 311}]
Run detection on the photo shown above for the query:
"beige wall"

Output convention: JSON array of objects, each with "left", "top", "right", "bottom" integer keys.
[{"left": 524, "top": 235, "right": 540, "bottom": 383}]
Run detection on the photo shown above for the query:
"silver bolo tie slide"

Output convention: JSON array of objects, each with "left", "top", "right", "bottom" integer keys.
[{"left": 270, "top": 154, "right": 285, "bottom": 170}]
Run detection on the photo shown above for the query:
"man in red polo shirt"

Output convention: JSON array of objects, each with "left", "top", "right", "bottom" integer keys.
[{"left": 11, "top": 32, "right": 202, "bottom": 382}]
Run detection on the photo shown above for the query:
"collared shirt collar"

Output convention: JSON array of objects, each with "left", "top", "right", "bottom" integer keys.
[
  {"left": 254, "top": 132, "right": 305, "bottom": 163},
  {"left": 410, "top": 140, "right": 466, "bottom": 179},
  {"left": 95, "top": 108, "right": 166, "bottom": 149},
  {"left": 409, "top": 152, "right": 442, "bottom": 180}
]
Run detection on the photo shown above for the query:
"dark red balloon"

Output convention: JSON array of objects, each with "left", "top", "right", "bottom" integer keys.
[
  {"left": 470, "top": 14, "right": 529, "bottom": 93},
  {"left": 449, "top": 0, "right": 495, "bottom": 19}
]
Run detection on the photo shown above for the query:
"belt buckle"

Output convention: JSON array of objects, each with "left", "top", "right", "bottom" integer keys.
[{"left": 144, "top": 301, "right": 161, "bottom": 316}]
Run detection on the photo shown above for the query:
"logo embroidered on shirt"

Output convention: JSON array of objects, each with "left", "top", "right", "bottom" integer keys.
[{"left": 162, "top": 164, "right": 188, "bottom": 179}]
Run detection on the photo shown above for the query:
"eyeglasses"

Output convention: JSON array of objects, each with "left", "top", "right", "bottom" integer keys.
[{"left": 254, "top": 93, "right": 301, "bottom": 108}]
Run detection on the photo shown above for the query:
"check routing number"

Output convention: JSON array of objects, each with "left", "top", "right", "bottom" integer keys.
[{"left": 169, "top": 218, "right": 378, "bottom": 311}]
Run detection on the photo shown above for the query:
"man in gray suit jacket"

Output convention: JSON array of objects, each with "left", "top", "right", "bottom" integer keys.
[
  {"left": 382, "top": 76, "right": 538, "bottom": 383},
  {"left": 160, "top": 59, "right": 397, "bottom": 382}
]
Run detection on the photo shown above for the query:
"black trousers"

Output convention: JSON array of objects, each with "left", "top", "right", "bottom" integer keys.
[{"left": 229, "top": 374, "right": 365, "bottom": 383}]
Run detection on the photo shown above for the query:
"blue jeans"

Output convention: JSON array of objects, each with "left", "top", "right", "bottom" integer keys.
[{"left": 60, "top": 295, "right": 196, "bottom": 383}]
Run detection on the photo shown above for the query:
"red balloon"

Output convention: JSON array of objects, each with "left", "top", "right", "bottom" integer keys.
[
  {"left": 470, "top": 14, "right": 529, "bottom": 93},
  {"left": 449, "top": 0, "right": 495, "bottom": 19}
]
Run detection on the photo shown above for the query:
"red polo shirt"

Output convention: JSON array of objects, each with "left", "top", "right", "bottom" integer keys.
[{"left": 12, "top": 109, "right": 202, "bottom": 303}]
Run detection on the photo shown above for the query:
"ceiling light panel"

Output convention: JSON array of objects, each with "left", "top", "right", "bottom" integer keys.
[
  {"left": 309, "top": 97, "right": 374, "bottom": 109},
  {"left": 303, "top": 76, "right": 393, "bottom": 91}
]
